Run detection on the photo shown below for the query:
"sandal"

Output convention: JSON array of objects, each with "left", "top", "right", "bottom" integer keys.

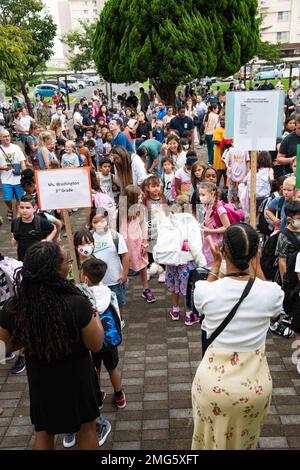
[{"left": 7, "top": 210, "right": 13, "bottom": 221}]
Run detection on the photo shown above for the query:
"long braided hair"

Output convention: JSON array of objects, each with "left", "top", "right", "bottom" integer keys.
[
  {"left": 223, "top": 223, "right": 259, "bottom": 271},
  {"left": 10, "top": 242, "right": 91, "bottom": 362}
]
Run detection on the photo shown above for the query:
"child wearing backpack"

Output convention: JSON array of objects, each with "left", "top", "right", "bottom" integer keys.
[
  {"left": 97, "top": 157, "right": 118, "bottom": 200},
  {"left": 91, "top": 212, "right": 129, "bottom": 330},
  {"left": 265, "top": 176, "right": 295, "bottom": 232},
  {"left": 82, "top": 258, "right": 126, "bottom": 408},
  {"left": 174, "top": 152, "right": 198, "bottom": 198},
  {"left": 86, "top": 168, "right": 117, "bottom": 229},
  {"left": 11, "top": 195, "right": 57, "bottom": 262},
  {"left": 199, "top": 182, "right": 243, "bottom": 267},
  {"left": 161, "top": 157, "right": 175, "bottom": 204},
  {"left": 269, "top": 201, "right": 300, "bottom": 339},
  {"left": 122, "top": 185, "right": 156, "bottom": 303},
  {"left": 158, "top": 195, "right": 207, "bottom": 325}
]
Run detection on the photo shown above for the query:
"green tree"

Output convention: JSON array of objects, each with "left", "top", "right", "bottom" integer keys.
[
  {"left": 0, "top": 0, "right": 56, "bottom": 114},
  {"left": 61, "top": 20, "right": 97, "bottom": 72},
  {"left": 93, "top": 0, "right": 260, "bottom": 103}
]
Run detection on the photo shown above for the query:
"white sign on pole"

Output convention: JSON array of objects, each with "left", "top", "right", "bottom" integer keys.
[
  {"left": 35, "top": 167, "right": 92, "bottom": 211},
  {"left": 226, "top": 91, "right": 281, "bottom": 151}
]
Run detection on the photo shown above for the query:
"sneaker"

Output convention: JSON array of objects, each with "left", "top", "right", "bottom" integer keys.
[
  {"left": 11, "top": 356, "right": 26, "bottom": 374},
  {"left": 0, "top": 352, "right": 16, "bottom": 364},
  {"left": 270, "top": 321, "right": 293, "bottom": 338},
  {"left": 297, "top": 362, "right": 300, "bottom": 375},
  {"left": 158, "top": 271, "right": 165, "bottom": 283},
  {"left": 121, "top": 319, "right": 126, "bottom": 330},
  {"left": 63, "top": 433, "right": 76, "bottom": 448},
  {"left": 282, "top": 313, "right": 292, "bottom": 326},
  {"left": 99, "top": 390, "right": 107, "bottom": 410},
  {"left": 142, "top": 289, "right": 156, "bottom": 303},
  {"left": 185, "top": 313, "right": 201, "bottom": 326},
  {"left": 114, "top": 390, "right": 126, "bottom": 409},
  {"left": 97, "top": 418, "right": 111, "bottom": 446},
  {"left": 169, "top": 309, "right": 180, "bottom": 321}
]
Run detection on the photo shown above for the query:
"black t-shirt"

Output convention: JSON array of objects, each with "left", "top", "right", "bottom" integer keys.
[
  {"left": 170, "top": 116, "right": 194, "bottom": 137},
  {"left": 279, "top": 131, "right": 300, "bottom": 175},
  {"left": 11, "top": 214, "right": 54, "bottom": 261},
  {"left": 136, "top": 121, "right": 151, "bottom": 140},
  {"left": 0, "top": 293, "right": 93, "bottom": 362}
]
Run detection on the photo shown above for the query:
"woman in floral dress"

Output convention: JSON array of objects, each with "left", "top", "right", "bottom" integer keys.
[{"left": 192, "top": 223, "right": 284, "bottom": 450}]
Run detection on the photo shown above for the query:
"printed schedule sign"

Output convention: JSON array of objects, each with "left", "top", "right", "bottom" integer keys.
[
  {"left": 35, "top": 167, "right": 92, "bottom": 210},
  {"left": 226, "top": 91, "right": 284, "bottom": 150}
]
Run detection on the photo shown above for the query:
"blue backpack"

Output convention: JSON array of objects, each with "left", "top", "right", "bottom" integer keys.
[{"left": 100, "top": 303, "right": 122, "bottom": 350}]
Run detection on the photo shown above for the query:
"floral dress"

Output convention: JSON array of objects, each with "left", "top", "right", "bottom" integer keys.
[{"left": 191, "top": 345, "right": 272, "bottom": 450}]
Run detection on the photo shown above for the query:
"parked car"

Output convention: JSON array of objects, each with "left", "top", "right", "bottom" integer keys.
[
  {"left": 84, "top": 75, "right": 100, "bottom": 86},
  {"left": 278, "top": 65, "right": 300, "bottom": 79},
  {"left": 45, "top": 79, "right": 73, "bottom": 94},
  {"left": 64, "top": 78, "right": 78, "bottom": 92},
  {"left": 68, "top": 76, "right": 87, "bottom": 89},
  {"left": 255, "top": 66, "right": 279, "bottom": 80},
  {"left": 34, "top": 84, "right": 66, "bottom": 98}
]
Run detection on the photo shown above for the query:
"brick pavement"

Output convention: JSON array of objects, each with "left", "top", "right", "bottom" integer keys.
[{"left": 0, "top": 205, "right": 300, "bottom": 450}]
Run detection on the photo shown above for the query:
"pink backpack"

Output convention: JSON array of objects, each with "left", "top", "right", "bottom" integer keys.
[
  {"left": 213, "top": 200, "right": 244, "bottom": 227},
  {"left": 92, "top": 190, "right": 117, "bottom": 228}
]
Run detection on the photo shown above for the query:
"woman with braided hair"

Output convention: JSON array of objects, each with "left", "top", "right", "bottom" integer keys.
[
  {"left": 0, "top": 241, "right": 104, "bottom": 450},
  {"left": 192, "top": 223, "right": 284, "bottom": 450}
]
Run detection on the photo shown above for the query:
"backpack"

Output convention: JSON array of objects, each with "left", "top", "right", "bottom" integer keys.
[
  {"left": 12, "top": 214, "right": 42, "bottom": 240},
  {"left": 261, "top": 231, "right": 280, "bottom": 281},
  {"left": 213, "top": 200, "right": 244, "bottom": 226},
  {"left": 77, "top": 284, "right": 122, "bottom": 350},
  {"left": 282, "top": 229, "right": 300, "bottom": 314},
  {"left": 92, "top": 190, "right": 117, "bottom": 228},
  {"left": 258, "top": 196, "right": 284, "bottom": 236}
]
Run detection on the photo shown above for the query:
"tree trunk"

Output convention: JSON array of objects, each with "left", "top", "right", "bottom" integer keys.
[
  {"left": 19, "top": 79, "right": 34, "bottom": 117},
  {"left": 152, "top": 81, "right": 177, "bottom": 107}
]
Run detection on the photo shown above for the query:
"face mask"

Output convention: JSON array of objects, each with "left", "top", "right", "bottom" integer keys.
[
  {"left": 77, "top": 244, "right": 94, "bottom": 256},
  {"left": 200, "top": 196, "right": 210, "bottom": 204},
  {"left": 95, "top": 220, "right": 108, "bottom": 233},
  {"left": 292, "top": 219, "right": 300, "bottom": 229},
  {"left": 57, "top": 110, "right": 62, "bottom": 116},
  {"left": 183, "top": 145, "right": 189, "bottom": 151}
]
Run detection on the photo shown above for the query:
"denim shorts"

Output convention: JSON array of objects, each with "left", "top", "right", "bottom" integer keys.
[
  {"left": 2, "top": 184, "right": 24, "bottom": 201},
  {"left": 109, "top": 283, "right": 127, "bottom": 308}
]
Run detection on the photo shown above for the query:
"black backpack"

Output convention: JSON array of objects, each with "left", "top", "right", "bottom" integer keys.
[
  {"left": 261, "top": 231, "right": 280, "bottom": 281},
  {"left": 282, "top": 229, "right": 300, "bottom": 314},
  {"left": 258, "top": 196, "right": 284, "bottom": 236},
  {"left": 12, "top": 214, "right": 42, "bottom": 240}
]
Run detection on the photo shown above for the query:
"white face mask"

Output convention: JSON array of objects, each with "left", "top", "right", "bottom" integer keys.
[
  {"left": 77, "top": 244, "right": 94, "bottom": 257},
  {"left": 183, "top": 144, "right": 189, "bottom": 151},
  {"left": 292, "top": 219, "right": 300, "bottom": 229},
  {"left": 95, "top": 220, "right": 108, "bottom": 234},
  {"left": 200, "top": 195, "right": 210, "bottom": 204},
  {"left": 57, "top": 110, "right": 62, "bottom": 116}
]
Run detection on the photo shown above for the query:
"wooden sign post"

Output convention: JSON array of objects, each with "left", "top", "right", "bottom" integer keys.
[
  {"left": 249, "top": 151, "right": 258, "bottom": 229},
  {"left": 61, "top": 210, "right": 80, "bottom": 284},
  {"left": 35, "top": 167, "right": 92, "bottom": 285}
]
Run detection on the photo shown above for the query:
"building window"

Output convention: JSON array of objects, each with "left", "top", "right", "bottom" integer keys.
[
  {"left": 277, "top": 31, "right": 288, "bottom": 43},
  {"left": 278, "top": 11, "right": 289, "bottom": 21}
]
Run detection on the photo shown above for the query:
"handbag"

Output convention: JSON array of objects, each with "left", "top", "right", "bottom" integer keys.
[
  {"left": 0, "top": 145, "right": 21, "bottom": 175},
  {"left": 202, "top": 277, "right": 255, "bottom": 356}
]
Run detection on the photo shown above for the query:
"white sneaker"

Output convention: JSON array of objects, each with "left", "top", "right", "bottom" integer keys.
[
  {"left": 121, "top": 319, "right": 125, "bottom": 330},
  {"left": 297, "top": 362, "right": 300, "bottom": 375},
  {"left": 63, "top": 433, "right": 76, "bottom": 448},
  {"left": 158, "top": 271, "right": 165, "bottom": 283}
]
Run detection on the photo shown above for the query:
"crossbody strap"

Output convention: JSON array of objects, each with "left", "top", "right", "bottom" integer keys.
[{"left": 205, "top": 277, "right": 255, "bottom": 350}]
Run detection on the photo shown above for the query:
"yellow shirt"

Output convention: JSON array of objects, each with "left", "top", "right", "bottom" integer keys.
[{"left": 213, "top": 127, "right": 226, "bottom": 170}]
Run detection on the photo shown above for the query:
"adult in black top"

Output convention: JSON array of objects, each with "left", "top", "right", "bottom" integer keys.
[
  {"left": 277, "top": 116, "right": 300, "bottom": 175},
  {"left": 259, "top": 80, "right": 275, "bottom": 91},
  {"left": 0, "top": 242, "right": 104, "bottom": 450},
  {"left": 170, "top": 106, "right": 195, "bottom": 143},
  {"left": 136, "top": 111, "right": 152, "bottom": 148}
]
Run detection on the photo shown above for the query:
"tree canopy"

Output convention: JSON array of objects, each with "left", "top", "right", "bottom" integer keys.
[
  {"left": 61, "top": 19, "right": 97, "bottom": 72},
  {"left": 0, "top": 0, "right": 56, "bottom": 113},
  {"left": 93, "top": 0, "right": 260, "bottom": 102}
]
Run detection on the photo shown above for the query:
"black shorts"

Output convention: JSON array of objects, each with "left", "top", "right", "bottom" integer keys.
[{"left": 91, "top": 347, "right": 119, "bottom": 371}]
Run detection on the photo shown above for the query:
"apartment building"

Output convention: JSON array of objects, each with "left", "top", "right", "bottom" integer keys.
[{"left": 259, "top": 0, "right": 300, "bottom": 45}]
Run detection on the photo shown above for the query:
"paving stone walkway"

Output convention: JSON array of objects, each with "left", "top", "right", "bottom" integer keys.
[{"left": 0, "top": 204, "right": 300, "bottom": 450}]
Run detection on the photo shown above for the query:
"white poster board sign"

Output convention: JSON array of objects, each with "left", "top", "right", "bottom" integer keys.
[
  {"left": 35, "top": 167, "right": 92, "bottom": 211},
  {"left": 226, "top": 91, "right": 282, "bottom": 151}
]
